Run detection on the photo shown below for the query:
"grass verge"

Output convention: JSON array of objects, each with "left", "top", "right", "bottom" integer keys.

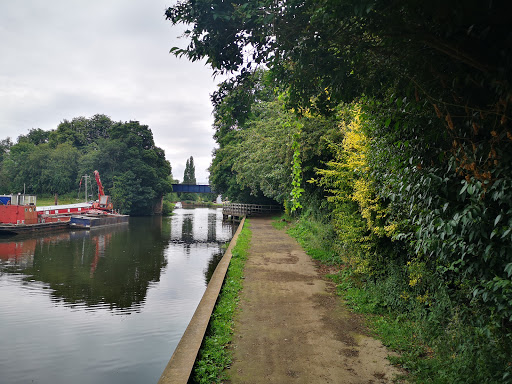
[
  {"left": 36, "top": 194, "right": 85, "bottom": 206},
  {"left": 283, "top": 214, "right": 512, "bottom": 383},
  {"left": 190, "top": 219, "right": 252, "bottom": 384}
]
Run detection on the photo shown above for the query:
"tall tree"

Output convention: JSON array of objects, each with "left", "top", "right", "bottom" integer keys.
[
  {"left": 183, "top": 156, "right": 196, "bottom": 184},
  {"left": 180, "top": 156, "right": 197, "bottom": 201},
  {"left": 103, "top": 120, "right": 172, "bottom": 215}
]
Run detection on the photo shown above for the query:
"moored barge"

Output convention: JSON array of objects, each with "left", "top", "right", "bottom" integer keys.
[
  {"left": 0, "top": 194, "right": 75, "bottom": 235},
  {"left": 69, "top": 212, "right": 129, "bottom": 229},
  {"left": 1, "top": 170, "right": 128, "bottom": 235}
]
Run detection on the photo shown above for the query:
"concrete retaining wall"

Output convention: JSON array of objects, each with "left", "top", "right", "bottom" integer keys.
[{"left": 158, "top": 217, "right": 246, "bottom": 384}]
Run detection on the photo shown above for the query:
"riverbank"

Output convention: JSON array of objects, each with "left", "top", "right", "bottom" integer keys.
[
  {"left": 158, "top": 217, "right": 247, "bottom": 383},
  {"left": 192, "top": 216, "right": 401, "bottom": 383}
]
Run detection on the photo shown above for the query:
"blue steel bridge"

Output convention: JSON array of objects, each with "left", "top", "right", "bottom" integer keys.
[{"left": 171, "top": 184, "right": 214, "bottom": 193}]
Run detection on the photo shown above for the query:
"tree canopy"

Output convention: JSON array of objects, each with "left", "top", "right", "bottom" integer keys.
[
  {"left": 0, "top": 114, "right": 172, "bottom": 216},
  {"left": 167, "top": 0, "right": 511, "bottom": 116}
]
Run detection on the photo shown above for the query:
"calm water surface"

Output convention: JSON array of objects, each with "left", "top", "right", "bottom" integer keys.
[{"left": 0, "top": 208, "right": 236, "bottom": 384}]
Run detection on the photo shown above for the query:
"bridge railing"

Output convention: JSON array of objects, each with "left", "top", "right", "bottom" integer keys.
[
  {"left": 222, "top": 203, "right": 281, "bottom": 219},
  {"left": 171, "top": 184, "right": 213, "bottom": 193}
]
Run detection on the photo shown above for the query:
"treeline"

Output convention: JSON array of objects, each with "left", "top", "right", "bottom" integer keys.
[
  {"left": 0, "top": 114, "right": 172, "bottom": 215},
  {"left": 167, "top": 1, "right": 512, "bottom": 382}
]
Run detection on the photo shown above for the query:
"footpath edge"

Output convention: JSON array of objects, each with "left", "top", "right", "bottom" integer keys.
[{"left": 158, "top": 217, "right": 246, "bottom": 384}]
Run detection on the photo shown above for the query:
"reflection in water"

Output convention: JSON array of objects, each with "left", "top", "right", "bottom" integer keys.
[
  {"left": 1, "top": 224, "right": 167, "bottom": 312},
  {"left": 0, "top": 208, "right": 235, "bottom": 384},
  {"left": 207, "top": 212, "right": 217, "bottom": 242},
  {"left": 0, "top": 237, "right": 37, "bottom": 271},
  {"left": 181, "top": 216, "right": 194, "bottom": 244},
  {"left": 204, "top": 251, "right": 225, "bottom": 284}
]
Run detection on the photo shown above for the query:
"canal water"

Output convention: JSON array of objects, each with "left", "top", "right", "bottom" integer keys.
[{"left": 0, "top": 208, "right": 236, "bottom": 384}]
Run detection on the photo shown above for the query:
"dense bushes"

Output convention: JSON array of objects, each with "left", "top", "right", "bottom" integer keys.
[
  {"left": 288, "top": 212, "right": 511, "bottom": 383},
  {"left": 166, "top": 1, "right": 512, "bottom": 380},
  {"left": 206, "top": 81, "right": 512, "bottom": 380}
]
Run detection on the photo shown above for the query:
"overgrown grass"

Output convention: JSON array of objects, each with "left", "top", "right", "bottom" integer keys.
[
  {"left": 285, "top": 215, "right": 341, "bottom": 265},
  {"left": 270, "top": 214, "right": 292, "bottom": 230},
  {"left": 190, "top": 219, "right": 251, "bottom": 384},
  {"left": 282, "top": 214, "right": 512, "bottom": 384}
]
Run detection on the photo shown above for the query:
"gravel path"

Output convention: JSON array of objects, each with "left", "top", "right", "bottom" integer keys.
[{"left": 225, "top": 216, "right": 401, "bottom": 384}]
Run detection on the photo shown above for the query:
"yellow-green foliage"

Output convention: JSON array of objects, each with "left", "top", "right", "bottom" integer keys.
[
  {"left": 343, "top": 109, "right": 395, "bottom": 238},
  {"left": 315, "top": 105, "right": 396, "bottom": 273}
]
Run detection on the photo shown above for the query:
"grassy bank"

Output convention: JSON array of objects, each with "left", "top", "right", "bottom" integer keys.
[
  {"left": 36, "top": 194, "right": 84, "bottom": 206},
  {"left": 283, "top": 214, "right": 511, "bottom": 384},
  {"left": 190, "top": 219, "right": 251, "bottom": 384}
]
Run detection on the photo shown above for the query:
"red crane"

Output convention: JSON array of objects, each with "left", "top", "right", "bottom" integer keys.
[
  {"left": 94, "top": 170, "right": 105, "bottom": 198},
  {"left": 92, "top": 170, "right": 113, "bottom": 212}
]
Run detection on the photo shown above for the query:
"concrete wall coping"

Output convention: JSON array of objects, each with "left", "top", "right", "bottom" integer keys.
[{"left": 158, "top": 217, "right": 246, "bottom": 384}]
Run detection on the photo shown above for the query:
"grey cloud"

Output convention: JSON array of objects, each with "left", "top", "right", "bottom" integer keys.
[{"left": 0, "top": 0, "right": 220, "bottom": 183}]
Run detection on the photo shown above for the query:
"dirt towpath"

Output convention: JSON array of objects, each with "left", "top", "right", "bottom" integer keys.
[{"left": 225, "top": 217, "right": 401, "bottom": 384}]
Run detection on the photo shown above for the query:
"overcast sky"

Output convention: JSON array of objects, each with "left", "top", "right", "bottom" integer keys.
[{"left": 0, "top": 1, "right": 222, "bottom": 183}]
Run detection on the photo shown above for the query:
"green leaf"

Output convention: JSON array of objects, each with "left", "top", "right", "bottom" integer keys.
[
  {"left": 494, "top": 214, "right": 502, "bottom": 226},
  {"left": 505, "top": 263, "right": 512, "bottom": 277}
]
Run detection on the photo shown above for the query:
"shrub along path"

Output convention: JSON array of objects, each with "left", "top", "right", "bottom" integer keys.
[{"left": 225, "top": 216, "right": 401, "bottom": 383}]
